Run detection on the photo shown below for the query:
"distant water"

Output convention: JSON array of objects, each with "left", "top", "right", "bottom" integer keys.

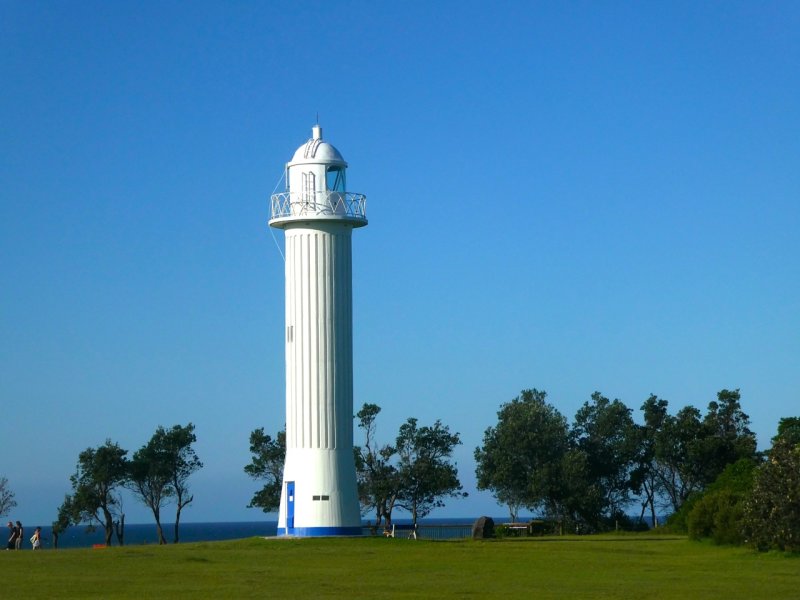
[{"left": 38, "top": 521, "right": 279, "bottom": 550}]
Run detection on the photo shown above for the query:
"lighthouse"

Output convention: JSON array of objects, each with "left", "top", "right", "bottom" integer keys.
[{"left": 269, "top": 125, "right": 366, "bottom": 536}]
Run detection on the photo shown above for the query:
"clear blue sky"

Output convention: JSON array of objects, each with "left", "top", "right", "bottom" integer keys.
[{"left": 2, "top": 1, "right": 798, "bottom": 526}]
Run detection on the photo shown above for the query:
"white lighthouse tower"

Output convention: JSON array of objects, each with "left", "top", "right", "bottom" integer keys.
[{"left": 269, "top": 125, "right": 366, "bottom": 536}]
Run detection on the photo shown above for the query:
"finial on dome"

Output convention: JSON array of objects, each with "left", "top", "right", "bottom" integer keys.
[{"left": 312, "top": 124, "right": 322, "bottom": 140}]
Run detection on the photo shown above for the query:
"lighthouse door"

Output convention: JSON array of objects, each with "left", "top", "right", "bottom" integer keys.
[{"left": 286, "top": 481, "right": 295, "bottom": 529}]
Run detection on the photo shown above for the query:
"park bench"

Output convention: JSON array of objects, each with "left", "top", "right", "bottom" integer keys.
[{"left": 504, "top": 523, "right": 530, "bottom": 535}]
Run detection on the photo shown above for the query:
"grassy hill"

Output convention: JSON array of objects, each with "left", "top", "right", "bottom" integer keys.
[{"left": 1, "top": 534, "right": 797, "bottom": 598}]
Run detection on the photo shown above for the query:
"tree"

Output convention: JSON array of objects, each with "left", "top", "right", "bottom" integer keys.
[
  {"left": 549, "top": 447, "right": 604, "bottom": 531},
  {"left": 63, "top": 440, "right": 129, "bottom": 546},
  {"left": 244, "top": 428, "right": 285, "bottom": 513},
  {"left": 52, "top": 495, "right": 74, "bottom": 550},
  {"left": 129, "top": 430, "right": 174, "bottom": 544},
  {"left": 160, "top": 424, "right": 202, "bottom": 543},
  {"left": 474, "top": 389, "right": 569, "bottom": 521},
  {"left": 652, "top": 405, "right": 706, "bottom": 513},
  {"left": 744, "top": 436, "right": 800, "bottom": 552},
  {"left": 0, "top": 476, "right": 16, "bottom": 518},
  {"left": 773, "top": 417, "right": 800, "bottom": 447},
  {"left": 355, "top": 403, "right": 400, "bottom": 527},
  {"left": 697, "top": 389, "right": 757, "bottom": 486},
  {"left": 631, "top": 395, "right": 670, "bottom": 527},
  {"left": 571, "top": 392, "right": 639, "bottom": 527},
  {"left": 636, "top": 390, "right": 759, "bottom": 519},
  {"left": 394, "top": 418, "right": 467, "bottom": 527}
]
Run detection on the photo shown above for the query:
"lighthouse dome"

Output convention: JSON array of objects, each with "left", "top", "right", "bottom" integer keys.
[{"left": 289, "top": 125, "right": 347, "bottom": 167}]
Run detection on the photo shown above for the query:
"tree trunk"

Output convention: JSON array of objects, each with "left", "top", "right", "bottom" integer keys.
[
  {"left": 152, "top": 507, "right": 166, "bottom": 544},
  {"left": 385, "top": 494, "right": 397, "bottom": 528},
  {"left": 646, "top": 480, "right": 657, "bottom": 527},
  {"left": 155, "top": 520, "right": 166, "bottom": 544},
  {"left": 174, "top": 505, "right": 182, "bottom": 544},
  {"left": 103, "top": 509, "right": 114, "bottom": 546},
  {"left": 114, "top": 515, "right": 125, "bottom": 546}
]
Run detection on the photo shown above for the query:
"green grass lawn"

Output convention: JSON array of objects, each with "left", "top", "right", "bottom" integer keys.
[{"left": 1, "top": 534, "right": 797, "bottom": 599}]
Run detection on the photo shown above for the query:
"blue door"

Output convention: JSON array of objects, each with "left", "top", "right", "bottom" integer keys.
[{"left": 286, "top": 481, "right": 295, "bottom": 529}]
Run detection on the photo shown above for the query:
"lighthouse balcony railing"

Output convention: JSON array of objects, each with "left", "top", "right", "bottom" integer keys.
[{"left": 270, "top": 191, "right": 367, "bottom": 221}]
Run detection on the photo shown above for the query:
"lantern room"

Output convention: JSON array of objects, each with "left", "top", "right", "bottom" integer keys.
[{"left": 270, "top": 125, "right": 367, "bottom": 227}]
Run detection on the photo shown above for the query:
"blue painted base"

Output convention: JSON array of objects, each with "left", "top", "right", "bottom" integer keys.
[{"left": 278, "top": 526, "right": 362, "bottom": 537}]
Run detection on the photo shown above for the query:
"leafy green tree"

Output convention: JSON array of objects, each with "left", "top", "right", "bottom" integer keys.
[
  {"left": 653, "top": 405, "right": 706, "bottom": 513},
  {"left": 0, "top": 476, "right": 16, "bottom": 517},
  {"left": 394, "top": 418, "right": 467, "bottom": 526},
  {"left": 159, "top": 424, "right": 202, "bottom": 543},
  {"left": 244, "top": 428, "right": 285, "bottom": 513},
  {"left": 773, "top": 417, "right": 800, "bottom": 447},
  {"left": 52, "top": 495, "right": 74, "bottom": 549},
  {"left": 128, "top": 430, "right": 174, "bottom": 544},
  {"left": 63, "top": 440, "right": 129, "bottom": 546},
  {"left": 744, "top": 437, "right": 800, "bottom": 552},
  {"left": 571, "top": 392, "right": 639, "bottom": 527},
  {"left": 355, "top": 403, "right": 399, "bottom": 527},
  {"left": 474, "top": 389, "right": 569, "bottom": 521},
  {"left": 644, "top": 390, "right": 757, "bottom": 517},
  {"left": 697, "top": 389, "right": 757, "bottom": 486},
  {"left": 548, "top": 448, "right": 604, "bottom": 531},
  {"left": 631, "top": 395, "right": 670, "bottom": 527}
]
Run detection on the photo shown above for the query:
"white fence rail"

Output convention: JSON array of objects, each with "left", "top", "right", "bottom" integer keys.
[{"left": 270, "top": 191, "right": 367, "bottom": 221}]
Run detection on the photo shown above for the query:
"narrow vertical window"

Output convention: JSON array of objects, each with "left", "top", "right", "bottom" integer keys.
[{"left": 303, "top": 171, "right": 316, "bottom": 206}]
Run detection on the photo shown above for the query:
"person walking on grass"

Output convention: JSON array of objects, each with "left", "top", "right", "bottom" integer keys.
[
  {"left": 15, "top": 522, "right": 23, "bottom": 550},
  {"left": 30, "top": 527, "right": 41, "bottom": 550}
]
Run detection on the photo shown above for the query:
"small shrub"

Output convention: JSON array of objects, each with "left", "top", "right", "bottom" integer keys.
[
  {"left": 494, "top": 524, "right": 509, "bottom": 539},
  {"left": 711, "top": 492, "right": 745, "bottom": 545},
  {"left": 685, "top": 459, "right": 757, "bottom": 545},
  {"left": 687, "top": 494, "right": 716, "bottom": 540},
  {"left": 688, "top": 489, "right": 746, "bottom": 545}
]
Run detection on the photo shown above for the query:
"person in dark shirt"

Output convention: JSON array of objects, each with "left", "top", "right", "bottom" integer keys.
[
  {"left": 15, "top": 522, "right": 23, "bottom": 550},
  {"left": 6, "top": 521, "right": 18, "bottom": 550}
]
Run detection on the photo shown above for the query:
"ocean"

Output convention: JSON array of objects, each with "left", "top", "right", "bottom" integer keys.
[{"left": 32, "top": 518, "right": 474, "bottom": 549}]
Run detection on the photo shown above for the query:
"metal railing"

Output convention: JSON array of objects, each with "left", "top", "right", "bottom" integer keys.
[
  {"left": 361, "top": 523, "right": 473, "bottom": 540},
  {"left": 270, "top": 191, "right": 367, "bottom": 221},
  {"left": 417, "top": 524, "right": 473, "bottom": 540}
]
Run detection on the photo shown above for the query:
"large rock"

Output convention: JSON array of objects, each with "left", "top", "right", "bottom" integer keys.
[{"left": 472, "top": 516, "right": 495, "bottom": 539}]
